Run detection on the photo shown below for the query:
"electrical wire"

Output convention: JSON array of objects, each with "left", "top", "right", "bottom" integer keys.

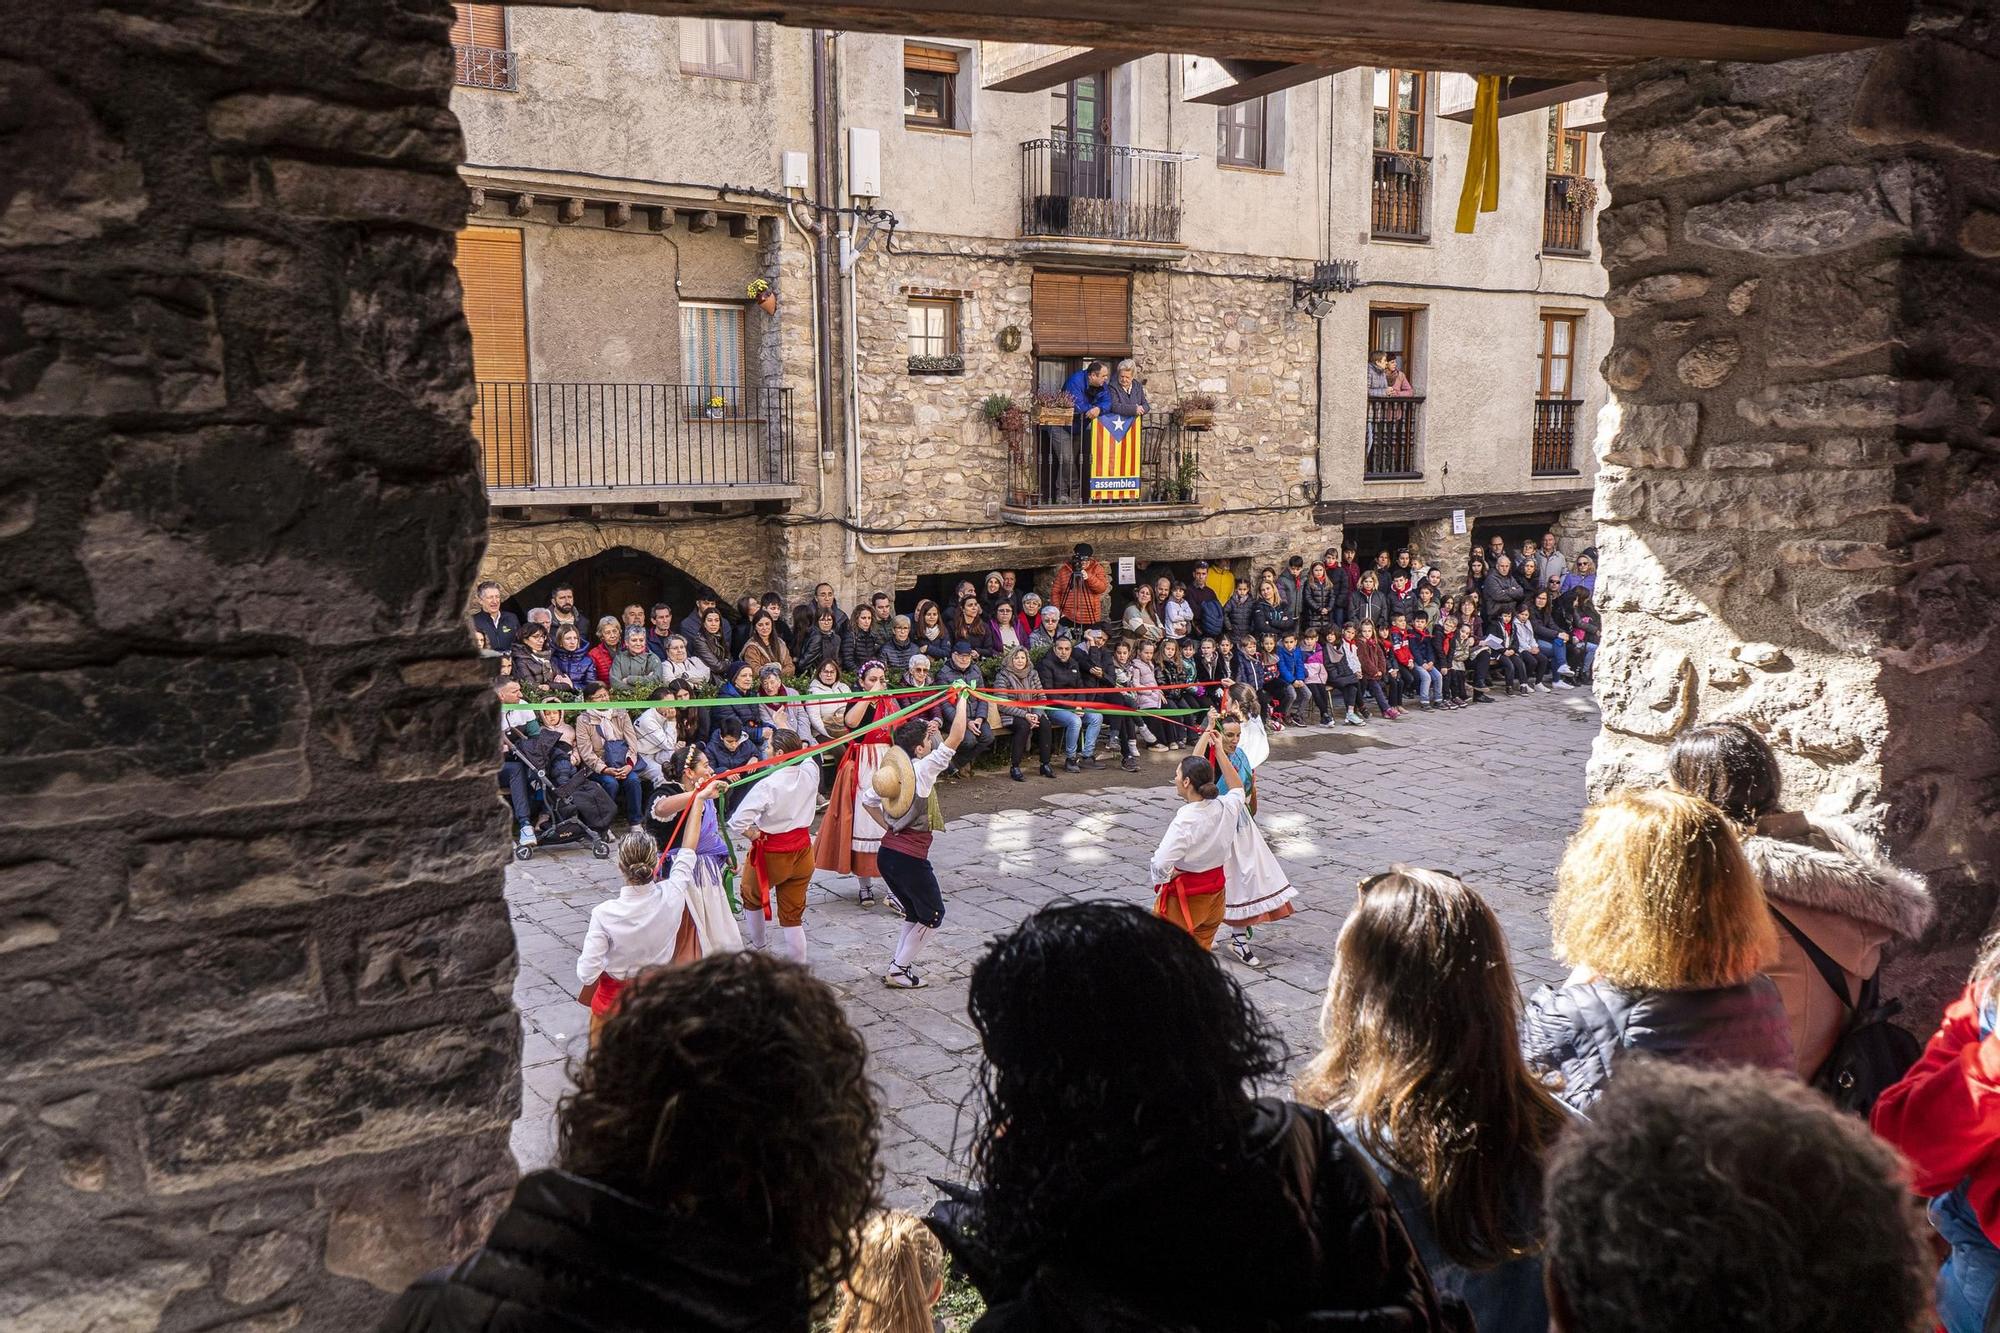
[{"left": 460, "top": 162, "right": 894, "bottom": 221}]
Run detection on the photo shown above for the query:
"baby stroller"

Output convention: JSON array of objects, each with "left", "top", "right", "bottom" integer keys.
[{"left": 504, "top": 734, "right": 615, "bottom": 861}]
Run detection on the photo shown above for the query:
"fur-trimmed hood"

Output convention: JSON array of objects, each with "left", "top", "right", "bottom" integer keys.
[{"left": 1742, "top": 814, "right": 1932, "bottom": 941}]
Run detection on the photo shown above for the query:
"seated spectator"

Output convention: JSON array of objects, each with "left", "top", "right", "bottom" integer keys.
[
  {"left": 1298, "top": 867, "right": 1573, "bottom": 1333},
  {"left": 663, "top": 680, "right": 705, "bottom": 749},
  {"left": 910, "top": 598, "right": 949, "bottom": 657},
  {"left": 1132, "top": 639, "right": 1167, "bottom": 750},
  {"left": 1036, "top": 636, "right": 1100, "bottom": 772},
  {"left": 1482, "top": 554, "right": 1528, "bottom": 623},
  {"left": 1546, "top": 1063, "right": 1931, "bottom": 1333},
  {"left": 800, "top": 608, "right": 846, "bottom": 677},
  {"left": 687, "top": 606, "right": 732, "bottom": 675},
  {"left": 932, "top": 901, "right": 1457, "bottom": 1330},
  {"left": 1515, "top": 554, "right": 1542, "bottom": 601},
  {"left": 573, "top": 684, "right": 647, "bottom": 827},
  {"left": 1123, "top": 582, "right": 1167, "bottom": 643},
  {"left": 621, "top": 602, "right": 648, "bottom": 631},
  {"left": 842, "top": 606, "right": 887, "bottom": 675},
  {"left": 510, "top": 621, "right": 557, "bottom": 696},
  {"left": 793, "top": 581, "right": 848, "bottom": 643},
  {"left": 740, "top": 610, "right": 793, "bottom": 677},
  {"left": 996, "top": 645, "right": 1048, "bottom": 782},
  {"left": 587, "top": 615, "right": 622, "bottom": 689},
  {"left": 1667, "top": 722, "right": 1931, "bottom": 1081},
  {"left": 730, "top": 595, "right": 760, "bottom": 654},
  {"left": 509, "top": 700, "right": 577, "bottom": 792},
  {"left": 1346, "top": 570, "right": 1390, "bottom": 630},
  {"left": 1554, "top": 586, "right": 1599, "bottom": 685},
  {"left": 549, "top": 623, "right": 597, "bottom": 696},
  {"left": 758, "top": 663, "right": 811, "bottom": 739},
  {"left": 803, "top": 656, "right": 848, "bottom": 743},
  {"left": 990, "top": 601, "right": 1025, "bottom": 653},
  {"left": 954, "top": 596, "right": 999, "bottom": 658},
  {"left": 659, "top": 633, "right": 712, "bottom": 687},
  {"left": 546, "top": 583, "right": 586, "bottom": 637},
  {"left": 632, "top": 686, "right": 676, "bottom": 785},
  {"left": 1027, "top": 604, "right": 1064, "bottom": 652},
  {"left": 1016, "top": 592, "right": 1045, "bottom": 640},
  {"left": 471, "top": 579, "right": 519, "bottom": 655},
  {"left": 381, "top": 951, "right": 879, "bottom": 1332},
  {"left": 714, "top": 662, "right": 772, "bottom": 753},
  {"left": 880, "top": 615, "right": 920, "bottom": 673},
  {"left": 832, "top": 1210, "right": 946, "bottom": 1333},
  {"left": 1556, "top": 550, "right": 1596, "bottom": 602},
  {"left": 936, "top": 642, "right": 997, "bottom": 779},
  {"left": 1875, "top": 929, "right": 2000, "bottom": 1332},
  {"left": 704, "top": 717, "right": 760, "bottom": 813},
  {"left": 645, "top": 602, "right": 677, "bottom": 661},
  {"left": 610, "top": 626, "right": 664, "bottom": 693},
  {"left": 1523, "top": 789, "right": 1793, "bottom": 1112}
]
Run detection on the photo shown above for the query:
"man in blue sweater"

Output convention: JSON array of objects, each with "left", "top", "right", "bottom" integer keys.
[{"left": 1054, "top": 361, "right": 1111, "bottom": 503}]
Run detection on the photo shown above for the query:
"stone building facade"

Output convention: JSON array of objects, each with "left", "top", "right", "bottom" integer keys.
[{"left": 449, "top": 14, "right": 1612, "bottom": 612}]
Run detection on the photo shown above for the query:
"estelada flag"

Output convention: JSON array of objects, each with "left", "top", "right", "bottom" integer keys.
[{"left": 1089, "top": 410, "right": 1142, "bottom": 501}]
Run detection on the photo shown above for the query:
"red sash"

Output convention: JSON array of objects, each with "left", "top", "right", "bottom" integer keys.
[
  {"left": 1155, "top": 864, "right": 1226, "bottom": 930},
  {"left": 587, "top": 971, "right": 626, "bottom": 1016},
  {"left": 748, "top": 826, "right": 813, "bottom": 918}
]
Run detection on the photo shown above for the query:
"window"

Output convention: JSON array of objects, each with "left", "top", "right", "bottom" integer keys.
[
  {"left": 1547, "top": 104, "right": 1589, "bottom": 177},
  {"left": 452, "top": 226, "right": 529, "bottom": 486},
  {"left": 1371, "top": 69, "right": 1426, "bottom": 154},
  {"left": 681, "top": 302, "right": 745, "bottom": 413},
  {"left": 907, "top": 298, "right": 960, "bottom": 359},
  {"left": 449, "top": 4, "right": 514, "bottom": 90},
  {"left": 1369, "top": 307, "right": 1421, "bottom": 388},
  {"left": 1539, "top": 312, "right": 1579, "bottom": 398},
  {"left": 904, "top": 44, "right": 962, "bottom": 129},
  {"left": 1217, "top": 95, "right": 1284, "bottom": 170},
  {"left": 1031, "top": 270, "right": 1131, "bottom": 358},
  {"left": 680, "top": 19, "right": 754, "bottom": 79}
]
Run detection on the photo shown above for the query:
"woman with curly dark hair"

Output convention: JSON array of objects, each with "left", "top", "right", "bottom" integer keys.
[
  {"left": 379, "top": 949, "right": 882, "bottom": 1332},
  {"left": 932, "top": 900, "right": 1459, "bottom": 1332}
]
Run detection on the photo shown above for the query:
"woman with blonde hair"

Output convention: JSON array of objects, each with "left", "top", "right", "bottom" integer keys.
[
  {"left": 832, "top": 1210, "right": 945, "bottom": 1333},
  {"left": 1522, "top": 787, "right": 1793, "bottom": 1112},
  {"left": 1298, "top": 867, "right": 1572, "bottom": 1333}
]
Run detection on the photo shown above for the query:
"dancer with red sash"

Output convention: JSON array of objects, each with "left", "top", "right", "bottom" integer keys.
[
  {"left": 1147, "top": 719, "right": 1248, "bottom": 951},
  {"left": 815, "top": 661, "right": 895, "bottom": 906},
  {"left": 577, "top": 778, "right": 730, "bottom": 1046},
  {"left": 726, "top": 727, "right": 819, "bottom": 966}
]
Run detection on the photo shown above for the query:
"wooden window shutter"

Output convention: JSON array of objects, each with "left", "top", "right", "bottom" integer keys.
[
  {"left": 905, "top": 42, "right": 960, "bottom": 74},
  {"left": 1032, "top": 271, "right": 1130, "bottom": 358},
  {"left": 453, "top": 225, "right": 530, "bottom": 487},
  {"left": 450, "top": 4, "right": 507, "bottom": 48}
]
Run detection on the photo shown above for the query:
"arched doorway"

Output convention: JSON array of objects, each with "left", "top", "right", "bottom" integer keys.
[{"left": 509, "top": 546, "right": 719, "bottom": 632}]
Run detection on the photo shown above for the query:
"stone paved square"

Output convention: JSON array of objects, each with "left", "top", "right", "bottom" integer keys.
[{"left": 506, "top": 691, "right": 1599, "bottom": 1205}]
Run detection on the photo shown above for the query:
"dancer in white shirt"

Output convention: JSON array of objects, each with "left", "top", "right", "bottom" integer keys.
[
  {"left": 577, "top": 779, "right": 732, "bottom": 1045},
  {"left": 1148, "top": 724, "right": 1245, "bottom": 951},
  {"left": 726, "top": 728, "right": 819, "bottom": 965},
  {"left": 862, "top": 692, "right": 969, "bottom": 989}
]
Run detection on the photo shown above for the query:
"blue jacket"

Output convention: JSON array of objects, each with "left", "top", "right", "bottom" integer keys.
[
  {"left": 551, "top": 645, "right": 598, "bottom": 691},
  {"left": 1275, "top": 644, "right": 1308, "bottom": 685},
  {"left": 1061, "top": 368, "right": 1110, "bottom": 426},
  {"left": 711, "top": 682, "right": 769, "bottom": 742},
  {"left": 1408, "top": 634, "right": 1438, "bottom": 669},
  {"left": 704, "top": 734, "right": 758, "bottom": 777}
]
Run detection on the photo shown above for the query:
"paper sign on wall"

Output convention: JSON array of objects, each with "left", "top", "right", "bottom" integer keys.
[
  {"left": 1117, "top": 557, "right": 1136, "bottom": 585},
  {"left": 1451, "top": 509, "right": 1467, "bottom": 535}
]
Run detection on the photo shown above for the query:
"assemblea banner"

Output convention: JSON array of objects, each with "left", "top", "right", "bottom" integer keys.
[{"left": 1089, "top": 410, "right": 1141, "bottom": 501}]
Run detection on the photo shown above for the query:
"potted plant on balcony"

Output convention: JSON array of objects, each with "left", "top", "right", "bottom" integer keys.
[
  {"left": 1033, "top": 389, "right": 1075, "bottom": 427},
  {"left": 1165, "top": 450, "right": 1202, "bottom": 504},
  {"left": 703, "top": 392, "right": 726, "bottom": 420},
  {"left": 747, "top": 277, "right": 776, "bottom": 315},
  {"left": 982, "top": 392, "right": 1028, "bottom": 438},
  {"left": 1172, "top": 394, "right": 1216, "bottom": 431}
]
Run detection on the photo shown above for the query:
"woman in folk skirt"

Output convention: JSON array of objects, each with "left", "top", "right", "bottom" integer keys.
[{"left": 815, "top": 660, "right": 895, "bottom": 906}]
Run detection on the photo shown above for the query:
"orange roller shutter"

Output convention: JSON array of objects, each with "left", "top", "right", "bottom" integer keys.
[
  {"left": 1032, "top": 271, "right": 1130, "bottom": 358},
  {"left": 450, "top": 4, "right": 507, "bottom": 49},
  {"left": 453, "top": 225, "right": 531, "bottom": 488}
]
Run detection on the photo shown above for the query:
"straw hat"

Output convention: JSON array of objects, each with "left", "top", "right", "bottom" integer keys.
[{"left": 871, "top": 746, "right": 917, "bottom": 820}]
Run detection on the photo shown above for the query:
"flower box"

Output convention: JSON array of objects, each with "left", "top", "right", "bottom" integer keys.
[
  {"left": 908, "top": 353, "right": 964, "bottom": 376},
  {"left": 1178, "top": 408, "right": 1214, "bottom": 431}
]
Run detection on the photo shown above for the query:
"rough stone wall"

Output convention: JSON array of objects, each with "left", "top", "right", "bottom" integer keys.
[
  {"left": 0, "top": 3, "right": 513, "bottom": 1328},
  {"left": 481, "top": 514, "right": 785, "bottom": 603},
  {"left": 1590, "top": 20, "right": 2000, "bottom": 970}
]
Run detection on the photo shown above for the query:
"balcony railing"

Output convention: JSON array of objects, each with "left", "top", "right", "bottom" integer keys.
[
  {"left": 1542, "top": 175, "right": 1593, "bottom": 255},
  {"left": 1370, "top": 151, "right": 1431, "bottom": 240},
  {"left": 1365, "top": 395, "right": 1424, "bottom": 479},
  {"left": 1533, "top": 398, "right": 1583, "bottom": 475},
  {"left": 1021, "top": 138, "right": 1184, "bottom": 245},
  {"left": 454, "top": 43, "right": 517, "bottom": 91},
  {"left": 1007, "top": 421, "right": 1198, "bottom": 509},
  {"left": 473, "top": 382, "right": 793, "bottom": 496}
]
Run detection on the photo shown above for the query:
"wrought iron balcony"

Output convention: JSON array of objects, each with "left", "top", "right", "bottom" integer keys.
[
  {"left": 1020, "top": 138, "right": 1184, "bottom": 245},
  {"left": 1370, "top": 151, "right": 1431, "bottom": 241},
  {"left": 1365, "top": 395, "right": 1424, "bottom": 479},
  {"left": 1005, "top": 421, "right": 1198, "bottom": 514},
  {"left": 473, "top": 382, "right": 795, "bottom": 504},
  {"left": 1533, "top": 398, "right": 1583, "bottom": 475},
  {"left": 1542, "top": 174, "right": 1595, "bottom": 255},
  {"left": 454, "top": 43, "right": 516, "bottom": 91}
]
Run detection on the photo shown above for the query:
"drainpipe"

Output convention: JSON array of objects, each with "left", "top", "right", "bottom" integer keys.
[{"left": 808, "top": 30, "right": 839, "bottom": 514}]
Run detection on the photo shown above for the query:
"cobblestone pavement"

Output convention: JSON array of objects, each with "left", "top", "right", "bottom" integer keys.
[{"left": 507, "top": 689, "right": 1600, "bottom": 1204}]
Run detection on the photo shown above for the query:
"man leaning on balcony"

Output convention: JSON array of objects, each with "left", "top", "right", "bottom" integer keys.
[{"left": 1058, "top": 361, "right": 1111, "bottom": 504}]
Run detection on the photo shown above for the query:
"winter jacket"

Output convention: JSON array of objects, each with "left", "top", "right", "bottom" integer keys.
[
  {"left": 1232, "top": 651, "right": 1262, "bottom": 691},
  {"left": 792, "top": 599, "right": 848, "bottom": 643},
  {"left": 1121, "top": 602, "right": 1167, "bottom": 643},
  {"left": 995, "top": 664, "right": 1043, "bottom": 726},
  {"left": 471, "top": 609, "right": 520, "bottom": 655},
  {"left": 958, "top": 618, "right": 1001, "bottom": 658},
  {"left": 587, "top": 642, "right": 616, "bottom": 689},
  {"left": 1131, "top": 661, "right": 1164, "bottom": 710},
  {"left": 660, "top": 655, "right": 711, "bottom": 688},
  {"left": 937, "top": 660, "right": 996, "bottom": 732},
  {"left": 685, "top": 628, "right": 731, "bottom": 675},
  {"left": 380, "top": 1169, "right": 810, "bottom": 1333},
  {"left": 1407, "top": 632, "right": 1439, "bottom": 669},
  {"left": 798, "top": 627, "right": 843, "bottom": 677},
  {"left": 1873, "top": 985, "right": 2000, "bottom": 1250},
  {"left": 1054, "top": 559, "right": 1111, "bottom": 626},
  {"left": 710, "top": 682, "right": 769, "bottom": 744},
  {"left": 1529, "top": 606, "right": 1562, "bottom": 644},
  {"left": 1222, "top": 594, "right": 1257, "bottom": 642},
  {"left": 1355, "top": 638, "right": 1390, "bottom": 682},
  {"left": 1520, "top": 975, "right": 1794, "bottom": 1113},
  {"left": 1190, "top": 587, "right": 1226, "bottom": 639},
  {"left": 880, "top": 636, "right": 922, "bottom": 674},
  {"left": 632, "top": 708, "right": 676, "bottom": 763},
  {"left": 1744, "top": 814, "right": 1932, "bottom": 1078},
  {"left": 739, "top": 637, "right": 792, "bottom": 678},
  {"left": 508, "top": 721, "right": 574, "bottom": 775},
  {"left": 933, "top": 1099, "right": 1464, "bottom": 1333},
  {"left": 1386, "top": 584, "right": 1420, "bottom": 625},
  {"left": 609, "top": 647, "right": 664, "bottom": 693},
  {"left": 550, "top": 645, "right": 598, "bottom": 693},
  {"left": 1345, "top": 588, "right": 1391, "bottom": 630},
  {"left": 1037, "top": 649, "right": 1090, "bottom": 697},
  {"left": 704, "top": 733, "right": 759, "bottom": 778},
  {"left": 1162, "top": 597, "right": 1196, "bottom": 639},
  {"left": 1481, "top": 571, "right": 1528, "bottom": 621},
  {"left": 1301, "top": 574, "right": 1341, "bottom": 630},
  {"left": 841, "top": 626, "right": 888, "bottom": 675},
  {"left": 1251, "top": 597, "right": 1298, "bottom": 640},
  {"left": 571, "top": 709, "right": 644, "bottom": 776},
  {"left": 511, "top": 646, "right": 557, "bottom": 696},
  {"left": 1275, "top": 644, "right": 1309, "bottom": 686},
  {"left": 1328, "top": 642, "right": 1363, "bottom": 687}
]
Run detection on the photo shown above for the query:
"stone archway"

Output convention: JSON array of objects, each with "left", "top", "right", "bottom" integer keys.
[{"left": 480, "top": 517, "right": 782, "bottom": 611}]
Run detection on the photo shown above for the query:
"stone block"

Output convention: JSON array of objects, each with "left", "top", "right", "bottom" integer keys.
[
  {"left": 222, "top": 1230, "right": 312, "bottom": 1304},
  {"left": 1763, "top": 258, "right": 1897, "bottom": 371},
  {"left": 0, "top": 60, "right": 147, "bottom": 249},
  {"left": 0, "top": 655, "right": 308, "bottom": 828},
  {"left": 1879, "top": 564, "right": 1996, "bottom": 674},
  {"left": 141, "top": 1016, "right": 518, "bottom": 1193},
  {"left": 1795, "top": 582, "right": 1903, "bottom": 654},
  {"left": 1735, "top": 376, "right": 1898, "bottom": 430},
  {"left": 1602, "top": 346, "right": 1652, "bottom": 392},
  {"left": 207, "top": 93, "right": 462, "bottom": 168},
  {"left": 1727, "top": 279, "right": 1760, "bottom": 316},
  {"left": 0, "top": 1262, "right": 205, "bottom": 1333},
  {"left": 1777, "top": 539, "right": 1913, "bottom": 571},
  {"left": 229, "top": 158, "right": 467, "bottom": 230},
  {"left": 1703, "top": 443, "right": 1810, "bottom": 469},
  {"left": 1604, "top": 271, "right": 1711, "bottom": 318},
  {"left": 321, "top": 1153, "right": 522, "bottom": 1294},
  {"left": 1597, "top": 636, "right": 1695, "bottom": 742},
  {"left": 1596, "top": 526, "right": 1740, "bottom": 623},
  {"left": 1601, "top": 401, "right": 1695, "bottom": 469},
  {"left": 1611, "top": 104, "right": 1811, "bottom": 185},
  {"left": 355, "top": 908, "right": 517, "bottom": 1007},
  {"left": 1684, "top": 163, "right": 1914, "bottom": 258},
  {"left": 0, "top": 270, "right": 226, "bottom": 418},
  {"left": 1851, "top": 37, "right": 2000, "bottom": 158},
  {"left": 1676, "top": 337, "right": 1743, "bottom": 388},
  {"left": 1606, "top": 468, "right": 1904, "bottom": 532},
  {"left": 1598, "top": 199, "right": 1668, "bottom": 266}
]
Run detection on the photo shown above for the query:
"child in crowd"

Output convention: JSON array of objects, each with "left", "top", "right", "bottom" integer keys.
[
  {"left": 1329, "top": 623, "right": 1365, "bottom": 725},
  {"left": 1489, "top": 610, "right": 1529, "bottom": 695},
  {"left": 1386, "top": 613, "right": 1423, "bottom": 707},
  {"left": 703, "top": 717, "right": 759, "bottom": 816},
  {"left": 1276, "top": 631, "right": 1311, "bottom": 725},
  {"left": 1356, "top": 622, "right": 1400, "bottom": 720},
  {"left": 1163, "top": 582, "right": 1195, "bottom": 640},
  {"left": 1388, "top": 572, "right": 1419, "bottom": 625},
  {"left": 831, "top": 1211, "right": 946, "bottom": 1333},
  {"left": 1409, "top": 613, "right": 1445, "bottom": 711},
  {"left": 1438, "top": 614, "right": 1470, "bottom": 709},
  {"left": 1257, "top": 632, "right": 1287, "bottom": 732}
]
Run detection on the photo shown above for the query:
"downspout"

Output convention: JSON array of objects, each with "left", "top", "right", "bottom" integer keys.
[
  {"left": 785, "top": 195, "right": 826, "bottom": 514},
  {"left": 807, "top": 30, "right": 838, "bottom": 516}
]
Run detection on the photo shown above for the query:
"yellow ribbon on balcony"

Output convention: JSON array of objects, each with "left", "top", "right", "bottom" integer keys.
[{"left": 1454, "top": 74, "right": 1503, "bottom": 234}]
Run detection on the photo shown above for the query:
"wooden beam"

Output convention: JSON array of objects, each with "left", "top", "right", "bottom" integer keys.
[
  {"left": 507, "top": 192, "right": 534, "bottom": 217},
  {"left": 607, "top": 200, "right": 633, "bottom": 227},
  {"left": 519, "top": 0, "right": 1904, "bottom": 77},
  {"left": 467, "top": 186, "right": 486, "bottom": 211},
  {"left": 687, "top": 209, "right": 718, "bottom": 233},
  {"left": 981, "top": 43, "right": 1145, "bottom": 93},
  {"left": 1180, "top": 55, "right": 1353, "bottom": 105},
  {"left": 648, "top": 206, "right": 672, "bottom": 232},
  {"left": 1437, "top": 74, "right": 1607, "bottom": 121},
  {"left": 556, "top": 196, "right": 585, "bottom": 223}
]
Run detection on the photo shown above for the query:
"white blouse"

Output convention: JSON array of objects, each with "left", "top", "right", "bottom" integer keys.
[
  {"left": 576, "top": 852, "right": 696, "bottom": 985},
  {"left": 1149, "top": 790, "right": 1246, "bottom": 885}
]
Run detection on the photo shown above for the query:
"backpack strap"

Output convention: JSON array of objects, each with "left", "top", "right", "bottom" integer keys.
[{"left": 1771, "top": 907, "right": 1857, "bottom": 1015}]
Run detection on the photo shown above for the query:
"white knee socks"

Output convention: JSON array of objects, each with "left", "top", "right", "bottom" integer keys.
[
  {"left": 781, "top": 924, "right": 810, "bottom": 966},
  {"left": 740, "top": 910, "right": 767, "bottom": 949},
  {"left": 893, "top": 921, "right": 933, "bottom": 970}
]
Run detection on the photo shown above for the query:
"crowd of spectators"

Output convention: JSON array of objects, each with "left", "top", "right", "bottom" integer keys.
[{"left": 481, "top": 529, "right": 1602, "bottom": 842}]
